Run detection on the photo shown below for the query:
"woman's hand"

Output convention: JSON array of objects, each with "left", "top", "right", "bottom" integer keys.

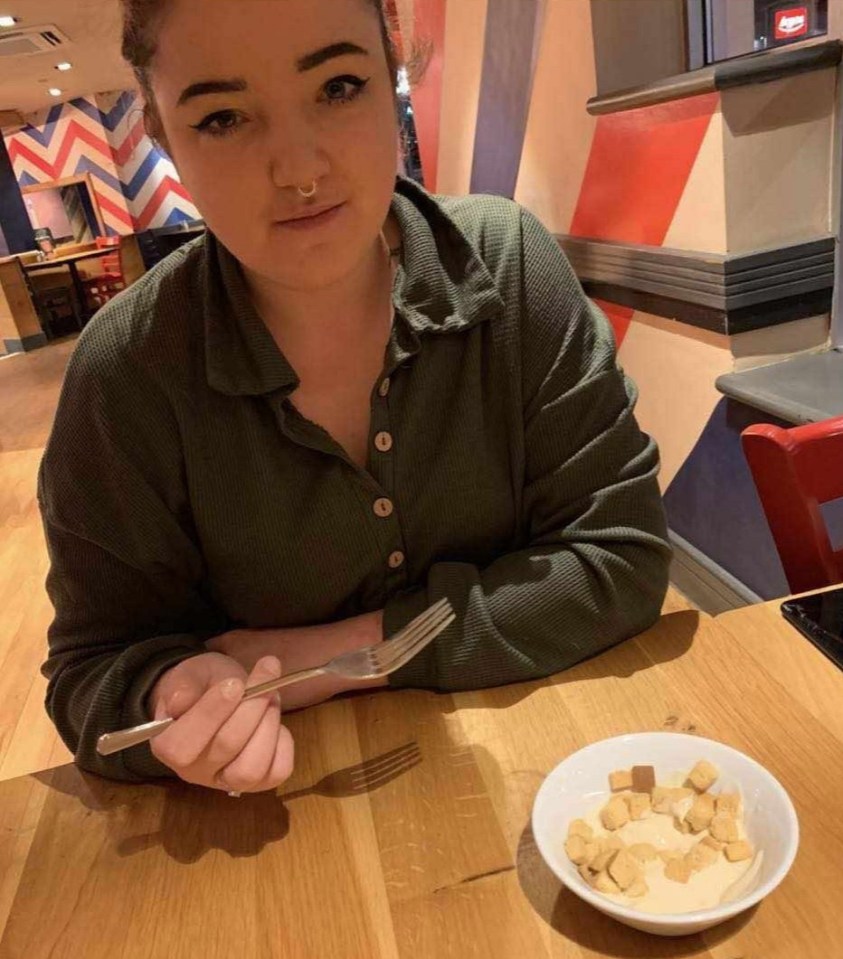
[
  {"left": 206, "top": 611, "right": 388, "bottom": 711},
  {"left": 147, "top": 651, "right": 294, "bottom": 794}
]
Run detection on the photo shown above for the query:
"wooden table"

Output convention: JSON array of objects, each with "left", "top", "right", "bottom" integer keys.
[
  {"left": 23, "top": 248, "right": 116, "bottom": 322},
  {"left": 716, "top": 591, "right": 843, "bottom": 745},
  {"left": 2, "top": 607, "right": 842, "bottom": 958}
]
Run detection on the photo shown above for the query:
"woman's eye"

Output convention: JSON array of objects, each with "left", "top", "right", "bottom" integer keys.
[
  {"left": 321, "top": 75, "right": 370, "bottom": 106},
  {"left": 190, "top": 110, "right": 245, "bottom": 138}
]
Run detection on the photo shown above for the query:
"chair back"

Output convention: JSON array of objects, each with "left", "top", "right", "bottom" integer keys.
[
  {"left": 742, "top": 418, "right": 843, "bottom": 593},
  {"left": 95, "top": 235, "right": 122, "bottom": 275}
]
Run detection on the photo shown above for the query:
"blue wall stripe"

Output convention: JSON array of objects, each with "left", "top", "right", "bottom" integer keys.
[
  {"left": 663, "top": 398, "right": 790, "bottom": 599},
  {"left": 19, "top": 104, "right": 64, "bottom": 147},
  {"left": 470, "top": 0, "right": 545, "bottom": 197}
]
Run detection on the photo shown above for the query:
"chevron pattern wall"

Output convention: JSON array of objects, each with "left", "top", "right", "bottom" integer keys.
[{"left": 2, "top": 91, "right": 200, "bottom": 234}]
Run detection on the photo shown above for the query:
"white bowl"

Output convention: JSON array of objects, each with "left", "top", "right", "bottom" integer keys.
[{"left": 531, "top": 732, "right": 799, "bottom": 937}]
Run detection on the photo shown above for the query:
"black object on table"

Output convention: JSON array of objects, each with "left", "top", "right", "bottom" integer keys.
[{"left": 781, "top": 586, "right": 843, "bottom": 672}]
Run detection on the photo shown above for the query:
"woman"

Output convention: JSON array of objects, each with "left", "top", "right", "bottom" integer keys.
[{"left": 39, "top": 0, "right": 671, "bottom": 795}]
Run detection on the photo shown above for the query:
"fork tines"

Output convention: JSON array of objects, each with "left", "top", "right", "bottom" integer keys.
[{"left": 373, "top": 597, "right": 455, "bottom": 671}]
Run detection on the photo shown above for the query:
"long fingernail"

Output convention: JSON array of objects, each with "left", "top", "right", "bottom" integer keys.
[
  {"left": 220, "top": 678, "right": 243, "bottom": 701},
  {"left": 263, "top": 656, "right": 282, "bottom": 675}
]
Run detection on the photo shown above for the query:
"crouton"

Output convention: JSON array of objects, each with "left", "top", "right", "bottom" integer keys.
[
  {"left": 626, "top": 792, "right": 652, "bottom": 821},
  {"left": 609, "top": 769, "right": 633, "bottom": 792},
  {"left": 664, "top": 856, "right": 693, "bottom": 884},
  {"left": 685, "top": 793, "right": 716, "bottom": 833},
  {"left": 716, "top": 793, "right": 740, "bottom": 818},
  {"left": 629, "top": 843, "right": 658, "bottom": 863},
  {"left": 627, "top": 877, "right": 649, "bottom": 898},
  {"left": 709, "top": 814, "right": 740, "bottom": 844},
  {"left": 687, "top": 760, "right": 719, "bottom": 792},
  {"left": 631, "top": 765, "right": 656, "bottom": 794},
  {"left": 608, "top": 849, "right": 641, "bottom": 891},
  {"left": 600, "top": 796, "right": 630, "bottom": 831},
  {"left": 687, "top": 840, "right": 719, "bottom": 871},
  {"left": 725, "top": 840, "right": 753, "bottom": 863},
  {"left": 593, "top": 870, "right": 621, "bottom": 893}
]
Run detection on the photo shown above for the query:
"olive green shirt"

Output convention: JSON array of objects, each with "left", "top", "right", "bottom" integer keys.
[{"left": 39, "top": 177, "right": 670, "bottom": 782}]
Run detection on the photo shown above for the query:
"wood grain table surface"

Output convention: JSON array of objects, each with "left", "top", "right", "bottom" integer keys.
[{"left": 2, "top": 605, "right": 841, "bottom": 959}]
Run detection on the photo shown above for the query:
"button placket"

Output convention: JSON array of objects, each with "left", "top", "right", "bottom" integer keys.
[{"left": 369, "top": 334, "right": 408, "bottom": 582}]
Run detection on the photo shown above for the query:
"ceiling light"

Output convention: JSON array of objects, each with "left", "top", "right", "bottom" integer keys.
[
  {"left": 48, "top": 88, "right": 62, "bottom": 97},
  {"left": 56, "top": 62, "right": 72, "bottom": 71},
  {"left": 0, "top": 15, "right": 18, "bottom": 27}
]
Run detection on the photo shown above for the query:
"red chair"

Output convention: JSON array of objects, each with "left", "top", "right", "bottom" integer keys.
[
  {"left": 742, "top": 417, "right": 843, "bottom": 593},
  {"left": 82, "top": 236, "right": 125, "bottom": 311}
]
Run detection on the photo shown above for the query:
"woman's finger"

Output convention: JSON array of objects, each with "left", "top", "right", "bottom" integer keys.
[
  {"left": 263, "top": 723, "right": 296, "bottom": 790},
  {"left": 214, "top": 698, "right": 281, "bottom": 793},
  {"left": 151, "top": 675, "right": 244, "bottom": 769},
  {"left": 202, "top": 656, "right": 282, "bottom": 772}
]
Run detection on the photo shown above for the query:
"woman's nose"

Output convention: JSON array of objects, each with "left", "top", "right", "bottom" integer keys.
[{"left": 267, "top": 119, "right": 330, "bottom": 192}]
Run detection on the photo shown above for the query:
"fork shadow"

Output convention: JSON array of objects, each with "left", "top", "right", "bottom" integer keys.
[
  {"left": 280, "top": 741, "right": 422, "bottom": 801},
  {"left": 115, "top": 741, "right": 421, "bottom": 863}
]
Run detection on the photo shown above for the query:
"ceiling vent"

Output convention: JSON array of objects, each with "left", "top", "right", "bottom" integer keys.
[{"left": 0, "top": 25, "right": 70, "bottom": 59}]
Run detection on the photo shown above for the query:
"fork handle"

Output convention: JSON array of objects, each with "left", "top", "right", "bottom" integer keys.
[{"left": 96, "top": 666, "right": 327, "bottom": 756}]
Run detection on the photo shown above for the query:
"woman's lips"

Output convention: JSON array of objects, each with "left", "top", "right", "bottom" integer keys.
[{"left": 273, "top": 203, "right": 345, "bottom": 232}]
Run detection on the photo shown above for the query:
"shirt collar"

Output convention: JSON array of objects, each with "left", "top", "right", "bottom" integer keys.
[
  {"left": 390, "top": 176, "right": 504, "bottom": 336},
  {"left": 203, "top": 175, "right": 504, "bottom": 397}
]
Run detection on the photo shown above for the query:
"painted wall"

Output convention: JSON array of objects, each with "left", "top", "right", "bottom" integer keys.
[
  {"left": 406, "top": 0, "right": 837, "bottom": 599},
  {"left": 2, "top": 91, "right": 199, "bottom": 235}
]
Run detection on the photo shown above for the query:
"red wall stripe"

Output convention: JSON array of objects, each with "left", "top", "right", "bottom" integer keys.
[
  {"left": 94, "top": 191, "right": 134, "bottom": 228},
  {"left": 570, "top": 92, "right": 719, "bottom": 347},
  {"left": 571, "top": 93, "right": 719, "bottom": 247},
  {"left": 113, "top": 116, "right": 148, "bottom": 167},
  {"left": 411, "top": 0, "right": 447, "bottom": 192},
  {"left": 593, "top": 298, "right": 634, "bottom": 348},
  {"left": 9, "top": 120, "right": 113, "bottom": 178},
  {"left": 135, "top": 176, "right": 193, "bottom": 231}
]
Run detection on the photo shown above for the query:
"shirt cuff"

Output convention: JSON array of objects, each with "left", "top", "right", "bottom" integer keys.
[{"left": 382, "top": 586, "right": 438, "bottom": 689}]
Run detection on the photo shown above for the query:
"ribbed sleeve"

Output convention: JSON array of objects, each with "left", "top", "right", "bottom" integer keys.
[{"left": 386, "top": 207, "right": 670, "bottom": 689}]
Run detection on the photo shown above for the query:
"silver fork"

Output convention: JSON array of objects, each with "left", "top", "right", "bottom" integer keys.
[{"left": 96, "top": 598, "right": 455, "bottom": 757}]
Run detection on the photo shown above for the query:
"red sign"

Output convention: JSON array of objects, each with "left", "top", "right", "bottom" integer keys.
[{"left": 774, "top": 7, "right": 809, "bottom": 40}]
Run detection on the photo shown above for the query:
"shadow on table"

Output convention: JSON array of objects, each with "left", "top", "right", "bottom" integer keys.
[
  {"left": 280, "top": 740, "right": 421, "bottom": 801},
  {"left": 515, "top": 819, "right": 758, "bottom": 958},
  {"left": 434, "top": 609, "right": 702, "bottom": 716},
  {"left": 31, "top": 742, "right": 421, "bottom": 865}
]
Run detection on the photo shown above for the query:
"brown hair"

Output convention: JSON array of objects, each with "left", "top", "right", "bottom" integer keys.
[{"left": 121, "top": 0, "right": 404, "bottom": 143}]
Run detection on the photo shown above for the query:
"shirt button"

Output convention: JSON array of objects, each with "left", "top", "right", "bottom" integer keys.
[
  {"left": 388, "top": 550, "right": 405, "bottom": 569},
  {"left": 378, "top": 377, "right": 391, "bottom": 398},
  {"left": 373, "top": 497, "right": 394, "bottom": 518},
  {"left": 374, "top": 431, "right": 393, "bottom": 453}
]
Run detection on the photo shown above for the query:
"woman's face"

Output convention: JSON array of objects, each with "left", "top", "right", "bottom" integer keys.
[{"left": 150, "top": 0, "right": 399, "bottom": 291}]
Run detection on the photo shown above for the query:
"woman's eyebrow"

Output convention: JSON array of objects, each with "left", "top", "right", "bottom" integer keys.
[
  {"left": 177, "top": 79, "right": 248, "bottom": 107},
  {"left": 175, "top": 43, "right": 370, "bottom": 107},
  {"left": 296, "top": 41, "right": 370, "bottom": 72}
]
